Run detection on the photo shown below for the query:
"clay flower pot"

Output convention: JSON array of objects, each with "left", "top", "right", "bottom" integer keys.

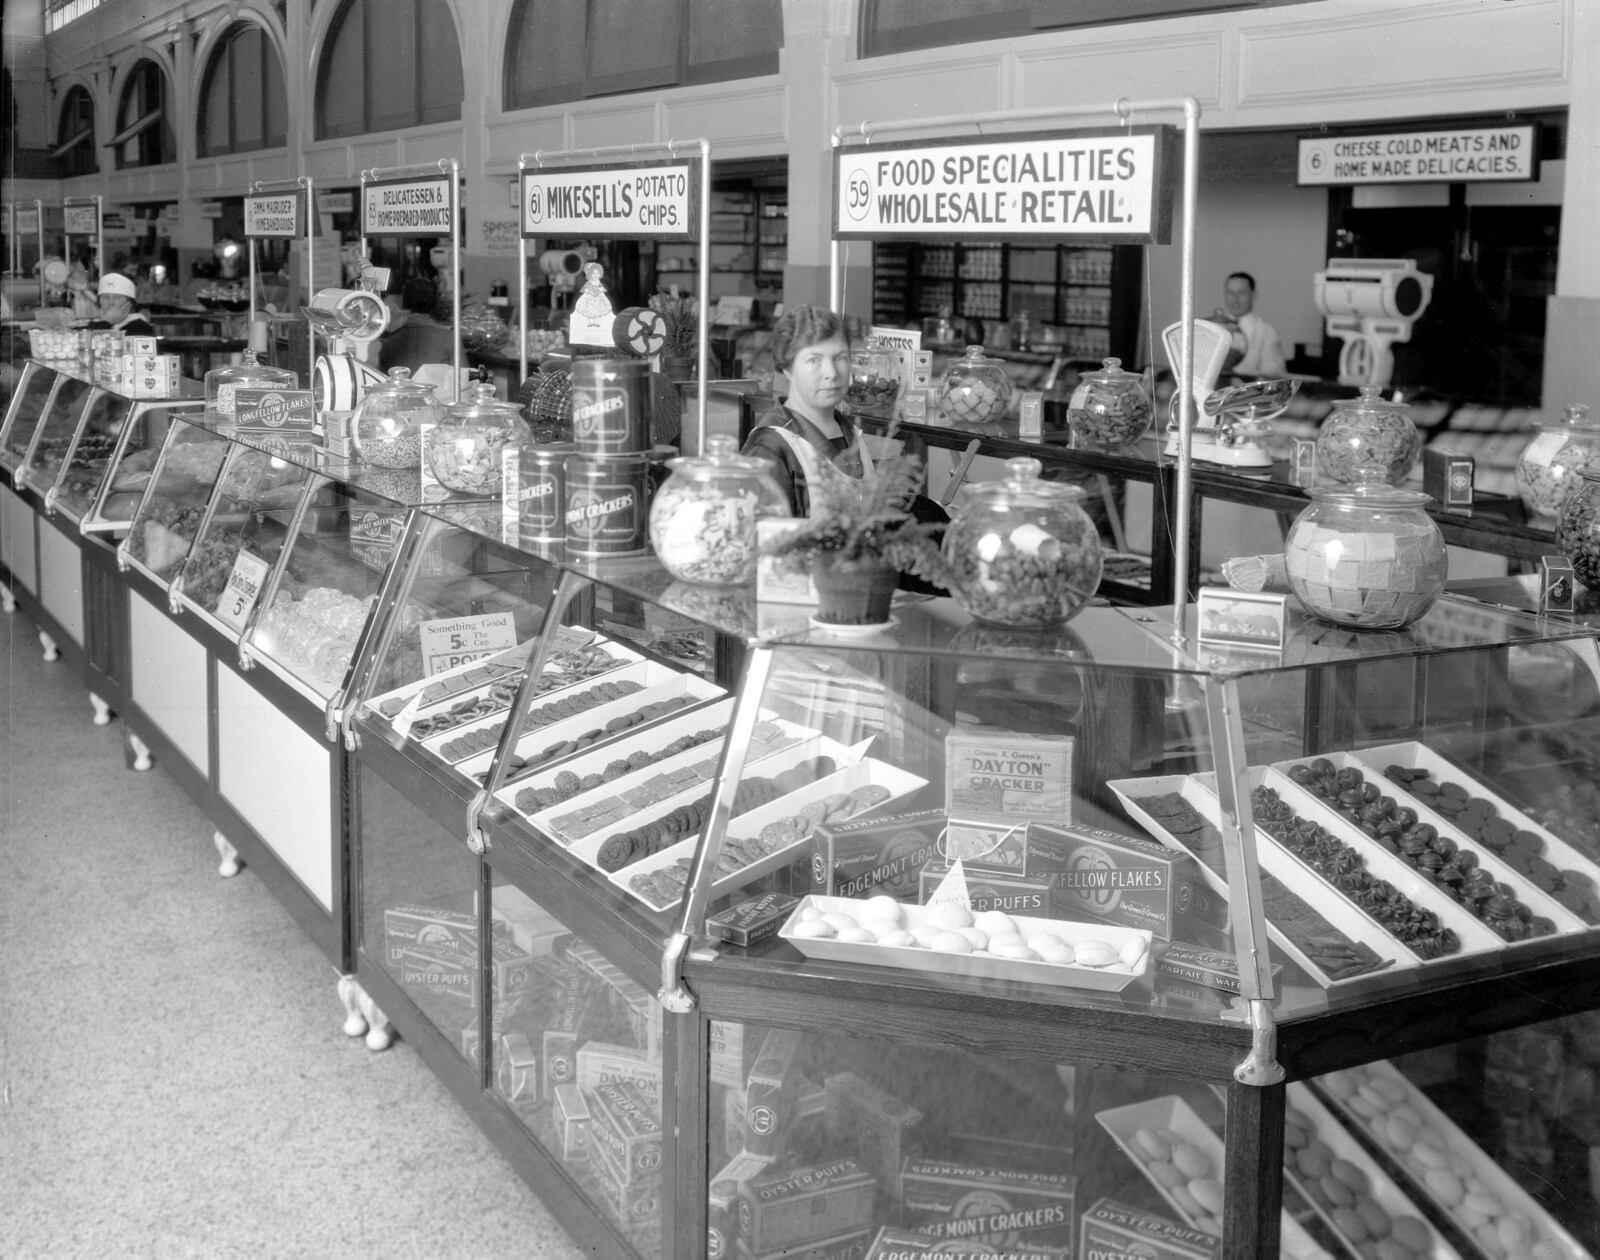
[{"left": 812, "top": 554, "right": 897, "bottom": 625}]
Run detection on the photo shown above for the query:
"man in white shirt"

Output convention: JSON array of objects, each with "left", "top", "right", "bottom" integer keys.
[{"left": 1219, "top": 271, "right": 1287, "bottom": 378}]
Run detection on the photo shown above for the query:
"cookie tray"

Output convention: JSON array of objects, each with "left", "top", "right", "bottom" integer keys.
[
  {"left": 1109, "top": 774, "right": 1418, "bottom": 991},
  {"left": 424, "top": 659, "right": 722, "bottom": 766},
  {"left": 611, "top": 758, "right": 928, "bottom": 914},
  {"left": 1347, "top": 741, "right": 1600, "bottom": 919},
  {"left": 1095, "top": 1093, "right": 1331, "bottom": 1259},
  {"left": 1267, "top": 752, "right": 1590, "bottom": 939},
  {"left": 778, "top": 894, "right": 1152, "bottom": 993},
  {"left": 1311, "top": 1059, "right": 1587, "bottom": 1260},
  {"left": 1193, "top": 768, "right": 1506, "bottom": 963}
]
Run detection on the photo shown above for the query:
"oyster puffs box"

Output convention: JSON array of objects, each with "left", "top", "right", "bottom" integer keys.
[
  {"left": 1028, "top": 822, "right": 1203, "bottom": 942},
  {"left": 864, "top": 1226, "right": 1064, "bottom": 1258},
  {"left": 811, "top": 809, "right": 946, "bottom": 900},
  {"left": 917, "top": 859, "right": 1055, "bottom": 918},
  {"left": 1080, "top": 1197, "right": 1220, "bottom": 1259},
  {"left": 899, "top": 1159, "right": 1076, "bottom": 1253},
  {"left": 737, "top": 1158, "right": 876, "bottom": 1256}
]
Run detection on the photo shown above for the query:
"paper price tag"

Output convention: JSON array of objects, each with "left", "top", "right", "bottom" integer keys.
[
  {"left": 217, "top": 550, "right": 271, "bottom": 633},
  {"left": 419, "top": 612, "right": 519, "bottom": 677}
]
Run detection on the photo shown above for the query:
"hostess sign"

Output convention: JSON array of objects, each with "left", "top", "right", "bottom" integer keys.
[
  {"left": 520, "top": 158, "right": 701, "bottom": 241},
  {"left": 245, "top": 191, "right": 304, "bottom": 238},
  {"left": 834, "top": 126, "right": 1175, "bottom": 244},
  {"left": 363, "top": 176, "right": 454, "bottom": 236},
  {"left": 1298, "top": 124, "right": 1538, "bottom": 186}
]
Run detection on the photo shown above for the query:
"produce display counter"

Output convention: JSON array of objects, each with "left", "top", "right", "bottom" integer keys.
[{"left": 6, "top": 358, "right": 1600, "bottom": 1258}]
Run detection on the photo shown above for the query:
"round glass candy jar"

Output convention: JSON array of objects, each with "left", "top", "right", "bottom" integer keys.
[
  {"left": 937, "top": 345, "right": 1013, "bottom": 426},
  {"left": 1284, "top": 484, "right": 1448, "bottom": 629},
  {"left": 648, "top": 434, "right": 787, "bottom": 586},
  {"left": 1315, "top": 385, "right": 1422, "bottom": 485},
  {"left": 1066, "top": 357, "right": 1153, "bottom": 449},
  {"left": 351, "top": 368, "right": 445, "bottom": 470},
  {"left": 1516, "top": 404, "right": 1600, "bottom": 525},
  {"left": 204, "top": 349, "right": 296, "bottom": 422},
  {"left": 426, "top": 380, "right": 530, "bottom": 495},
  {"left": 1557, "top": 469, "right": 1600, "bottom": 590},
  {"left": 943, "top": 456, "right": 1104, "bottom": 628},
  {"left": 846, "top": 338, "right": 901, "bottom": 414}
]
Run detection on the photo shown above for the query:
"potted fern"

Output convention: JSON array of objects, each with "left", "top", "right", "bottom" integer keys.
[
  {"left": 649, "top": 290, "right": 698, "bottom": 381},
  {"left": 760, "top": 446, "right": 948, "bottom": 626}
]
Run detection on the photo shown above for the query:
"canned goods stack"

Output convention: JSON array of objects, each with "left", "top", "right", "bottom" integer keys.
[{"left": 562, "top": 358, "right": 654, "bottom": 558}]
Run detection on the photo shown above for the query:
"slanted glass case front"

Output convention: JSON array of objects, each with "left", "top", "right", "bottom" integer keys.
[
  {"left": 117, "top": 417, "right": 234, "bottom": 584},
  {"left": 43, "top": 389, "right": 134, "bottom": 522},
  {"left": 80, "top": 400, "right": 207, "bottom": 534},
  {"left": 17, "top": 372, "right": 98, "bottom": 499},
  {"left": 0, "top": 362, "right": 66, "bottom": 474}
]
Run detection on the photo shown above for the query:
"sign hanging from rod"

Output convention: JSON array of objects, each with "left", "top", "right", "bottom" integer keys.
[{"left": 519, "top": 157, "right": 702, "bottom": 241}]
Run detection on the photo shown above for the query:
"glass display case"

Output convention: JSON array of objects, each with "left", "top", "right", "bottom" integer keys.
[
  {"left": 0, "top": 361, "right": 71, "bottom": 475},
  {"left": 15, "top": 373, "right": 97, "bottom": 500},
  {"left": 337, "top": 501, "right": 1600, "bottom": 1257},
  {"left": 77, "top": 399, "right": 207, "bottom": 533},
  {"left": 41, "top": 389, "right": 134, "bottom": 522},
  {"left": 116, "top": 417, "right": 235, "bottom": 585}
]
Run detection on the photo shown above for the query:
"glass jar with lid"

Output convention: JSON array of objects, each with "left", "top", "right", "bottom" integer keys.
[
  {"left": 425, "top": 379, "right": 530, "bottom": 495},
  {"left": 1515, "top": 403, "right": 1600, "bottom": 525},
  {"left": 648, "top": 434, "right": 788, "bottom": 586},
  {"left": 937, "top": 345, "right": 1013, "bottom": 426},
  {"left": 350, "top": 367, "right": 445, "bottom": 470},
  {"left": 1557, "top": 469, "right": 1600, "bottom": 590},
  {"left": 1066, "top": 357, "right": 1154, "bottom": 449},
  {"left": 942, "top": 456, "right": 1104, "bottom": 627},
  {"left": 1283, "top": 484, "right": 1447, "bottom": 629},
  {"left": 845, "top": 337, "right": 901, "bottom": 414},
  {"left": 204, "top": 349, "right": 297, "bottom": 423},
  {"left": 1315, "top": 385, "right": 1422, "bottom": 485}
]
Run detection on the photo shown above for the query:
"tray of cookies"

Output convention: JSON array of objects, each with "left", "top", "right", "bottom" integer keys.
[{"left": 616, "top": 759, "right": 927, "bottom": 913}]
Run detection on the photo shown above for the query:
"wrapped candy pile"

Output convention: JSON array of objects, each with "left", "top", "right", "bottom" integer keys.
[{"left": 256, "top": 586, "right": 375, "bottom": 687}]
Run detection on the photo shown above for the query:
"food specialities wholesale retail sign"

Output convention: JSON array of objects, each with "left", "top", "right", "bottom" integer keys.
[
  {"left": 363, "top": 175, "right": 454, "bottom": 236},
  {"left": 519, "top": 158, "right": 702, "bottom": 241},
  {"left": 833, "top": 126, "right": 1176, "bottom": 244},
  {"left": 245, "top": 190, "right": 305, "bottom": 239},
  {"left": 1297, "top": 124, "right": 1539, "bottom": 186}
]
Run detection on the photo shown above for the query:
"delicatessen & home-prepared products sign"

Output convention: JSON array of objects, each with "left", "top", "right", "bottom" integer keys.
[{"left": 834, "top": 125, "right": 1174, "bottom": 244}]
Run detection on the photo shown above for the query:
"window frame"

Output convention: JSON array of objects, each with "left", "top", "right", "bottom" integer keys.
[
  {"left": 111, "top": 59, "right": 173, "bottom": 170},
  {"left": 54, "top": 84, "right": 99, "bottom": 177},
  {"left": 314, "top": 0, "right": 463, "bottom": 141},
  {"left": 197, "top": 22, "right": 289, "bottom": 158},
  {"left": 503, "top": 0, "right": 781, "bottom": 112}
]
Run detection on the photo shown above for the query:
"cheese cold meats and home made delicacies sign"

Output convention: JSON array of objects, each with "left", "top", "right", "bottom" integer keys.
[
  {"left": 519, "top": 158, "right": 702, "bottom": 241},
  {"left": 834, "top": 126, "right": 1175, "bottom": 243}
]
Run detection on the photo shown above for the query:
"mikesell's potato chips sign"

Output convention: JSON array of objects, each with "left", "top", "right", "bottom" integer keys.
[
  {"left": 834, "top": 126, "right": 1175, "bottom": 244},
  {"left": 520, "top": 158, "right": 701, "bottom": 241}
]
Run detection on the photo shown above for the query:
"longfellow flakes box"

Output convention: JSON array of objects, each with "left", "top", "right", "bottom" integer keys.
[{"left": 1028, "top": 822, "right": 1204, "bottom": 942}]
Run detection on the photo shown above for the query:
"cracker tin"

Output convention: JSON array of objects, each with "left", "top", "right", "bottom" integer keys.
[
  {"left": 564, "top": 452, "right": 650, "bottom": 556},
  {"left": 570, "top": 357, "right": 651, "bottom": 454}
]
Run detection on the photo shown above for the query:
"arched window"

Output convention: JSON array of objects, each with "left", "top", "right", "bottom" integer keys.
[
  {"left": 504, "top": 0, "right": 781, "bottom": 111},
  {"left": 110, "top": 59, "right": 173, "bottom": 169},
  {"left": 53, "top": 84, "right": 98, "bottom": 177},
  {"left": 315, "top": 0, "right": 462, "bottom": 140},
  {"left": 198, "top": 22, "right": 288, "bottom": 157}
]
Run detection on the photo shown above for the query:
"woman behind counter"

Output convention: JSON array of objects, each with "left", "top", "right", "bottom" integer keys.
[{"left": 741, "top": 304, "right": 871, "bottom": 518}]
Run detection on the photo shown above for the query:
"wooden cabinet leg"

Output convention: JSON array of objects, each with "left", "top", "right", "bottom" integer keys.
[
  {"left": 126, "top": 731, "right": 153, "bottom": 771},
  {"left": 39, "top": 630, "right": 58, "bottom": 662},
  {"left": 0, "top": 580, "right": 14, "bottom": 613},
  {"left": 213, "top": 830, "right": 243, "bottom": 877},
  {"left": 337, "top": 975, "right": 395, "bottom": 1051},
  {"left": 89, "top": 692, "right": 114, "bottom": 726}
]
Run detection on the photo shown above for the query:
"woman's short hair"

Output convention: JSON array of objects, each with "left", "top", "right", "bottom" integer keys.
[{"left": 772, "top": 304, "right": 847, "bottom": 372}]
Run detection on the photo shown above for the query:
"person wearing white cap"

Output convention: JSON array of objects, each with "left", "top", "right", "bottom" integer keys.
[{"left": 89, "top": 273, "right": 156, "bottom": 336}]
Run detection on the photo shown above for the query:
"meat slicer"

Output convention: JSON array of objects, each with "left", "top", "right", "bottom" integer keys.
[{"left": 1161, "top": 319, "right": 1299, "bottom": 469}]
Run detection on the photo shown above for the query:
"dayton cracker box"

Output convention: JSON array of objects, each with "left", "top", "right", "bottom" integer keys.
[
  {"left": 899, "top": 1159, "right": 1076, "bottom": 1253},
  {"left": 1028, "top": 822, "right": 1202, "bottom": 942}
]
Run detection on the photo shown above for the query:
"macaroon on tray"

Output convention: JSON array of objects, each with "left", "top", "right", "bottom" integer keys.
[
  {"left": 1312, "top": 1060, "right": 1587, "bottom": 1259},
  {"left": 777, "top": 892, "right": 1152, "bottom": 992},
  {"left": 1094, "top": 1093, "right": 1330, "bottom": 1258},
  {"left": 1280, "top": 1080, "right": 1458, "bottom": 1259},
  {"left": 1110, "top": 774, "right": 1417, "bottom": 991},
  {"left": 608, "top": 758, "right": 924, "bottom": 912}
]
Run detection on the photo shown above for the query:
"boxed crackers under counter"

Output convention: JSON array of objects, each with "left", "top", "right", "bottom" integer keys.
[
  {"left": 1028, "top": 822, "right": 1204, "bottom": 942},
  {"left": 824, "top": 1071, "right": 924, "bottom": 1190},
  {"left": 899, "top": 1158, "right": 1076, "bottom": 1254},
  {"left": 736, "top": 1157, "right": 877, "bottom": 1256},
  {"left": 737, "top": 1230, "right": 871, "bottom": 1260},
  {"left": 812, "top": 808, "right": 946, "bottom": 900},
  {"left": 708, "top": 1150, "right": 775, "bottom": 1259},
  {"left": 587, "top": 1080, "right": 663, "bottom": 1184},
  {"left": 1080, "top": 1197, "right": 1220, "bottom": 1259}
]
